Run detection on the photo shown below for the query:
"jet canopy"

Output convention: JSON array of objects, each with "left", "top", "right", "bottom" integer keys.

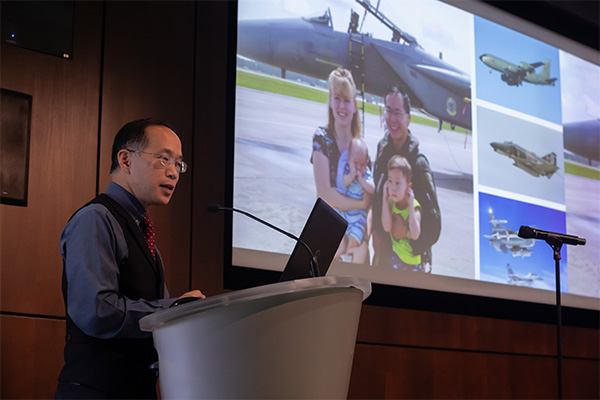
[{"left": 303, "top": 8, "right": 333, "bottom": 29}]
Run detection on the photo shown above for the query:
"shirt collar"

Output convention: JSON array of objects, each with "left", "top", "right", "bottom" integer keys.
[{"left": 106, "top": 182, "right": 146, "bottom": 223}]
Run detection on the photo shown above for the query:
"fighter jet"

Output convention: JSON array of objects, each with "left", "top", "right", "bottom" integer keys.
[
  {"left": 506, "top": 264, "right": 543, "bottom": 286},
  {"left": 483, "top": 210, "right": 535, "bottom": 258},
  {"left": 479, "top": 54, "right": 557, "bottom": 87},
  {"left": 563, "top": 118, "right": 600, "bottom": 165},
  {"left": 490, "top": 141, "right": 559, "bottom": 179},
  {"left": 237, "top": 1, "right": 472, "bottom": 131}
]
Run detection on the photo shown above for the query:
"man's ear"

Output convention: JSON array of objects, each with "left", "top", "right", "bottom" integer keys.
[{"left": 117, "top": 149, "right": 132, "bottom": 173}]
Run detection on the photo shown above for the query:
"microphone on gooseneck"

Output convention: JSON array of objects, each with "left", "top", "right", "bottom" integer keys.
[
  {"left": 206, "top": 204, "right": 320, "bottom": 277},
  {"left": 518, "top": 225, "right": 586, "bottom": 246}
]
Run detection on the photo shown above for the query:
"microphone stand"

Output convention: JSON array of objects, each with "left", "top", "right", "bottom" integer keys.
[
  {"left": 211, "top": 205, "right": 320, "bottom": 278},
  {"left": 546, "top": 237, "right": 564, "bottom": 400},
  {"left": 518, "top": 225, "right": 586, "bottom": 399}
]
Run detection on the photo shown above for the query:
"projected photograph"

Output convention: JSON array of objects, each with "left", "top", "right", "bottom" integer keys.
[
  {"left": 474, "top": 16, "right": 562, "bottom": 124},
  {"left": 231, "top": 0, "right": 599, "bottom": 308},
  {"left": 234, "top": 0, "right": 474, "bottom": 279},
  {"left": 560, "top": 51, "right": 600, "bottom": 299},
  {"left": 478, "top": 192, "right": 567, "bottom": 292},
  {"left": 477, "top": 106, "right": 565, "bottom": 205}
]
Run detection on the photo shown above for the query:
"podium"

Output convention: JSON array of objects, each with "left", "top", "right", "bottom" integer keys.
[{"left": 140, "top": 276, "right": 371, "bottom": 399}]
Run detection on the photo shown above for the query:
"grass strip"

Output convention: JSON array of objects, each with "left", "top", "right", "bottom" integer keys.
[
  {"left": 565, "top": 161, "right": 600, "bottom": 180},
  {"left": 237, "top": 69, "right": 469, "bottom": 134}
]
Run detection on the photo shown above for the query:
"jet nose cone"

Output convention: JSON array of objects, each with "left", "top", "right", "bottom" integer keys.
[
  {"left": 237, "top": 19, "right": 272, "bottom": 61},
  {"left": 490, "top": 142, "right": 499, "bottom": 150},
  {"left": 480, "top": 54, "right": 488, "bottom": 62}
]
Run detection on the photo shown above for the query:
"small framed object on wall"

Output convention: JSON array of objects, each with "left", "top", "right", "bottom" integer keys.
[{"left": 1, "top": 89, "right": 32, "bottom": 206}]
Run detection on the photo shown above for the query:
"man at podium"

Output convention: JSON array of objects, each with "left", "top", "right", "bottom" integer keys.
[{"left": 55, "top": 118, "right": 204, "bottom": 399}]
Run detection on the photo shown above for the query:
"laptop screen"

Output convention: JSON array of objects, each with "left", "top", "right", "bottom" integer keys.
[{"left": 279, "top": 198, "right": 348, "bottom": 282}]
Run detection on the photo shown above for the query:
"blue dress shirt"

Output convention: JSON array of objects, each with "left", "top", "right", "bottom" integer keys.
[{"left": 60, "top": 182, "right": 174, "bottom": 339}]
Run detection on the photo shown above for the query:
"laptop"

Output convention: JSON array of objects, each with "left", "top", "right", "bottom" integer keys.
[{"left": 279, "top": 198, "right": 348, "bottom": 282}]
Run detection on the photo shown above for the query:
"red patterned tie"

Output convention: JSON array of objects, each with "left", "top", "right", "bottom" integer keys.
[{"left": 141, "top": 213, "right": 156, "bottom": 260}]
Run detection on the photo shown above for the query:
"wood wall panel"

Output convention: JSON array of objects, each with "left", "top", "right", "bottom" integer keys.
[
  {"left": 361, "top": 305, "right": 555, "bottom": 356},
  {"left": 349, "top": 343, "right": 561, "bottom": 399},
  {"left": 0, "top": 2, "right": 103, "bottom": 317},
  {"left": 358, "top": 305, "right": 599, "bottom": 358},
  {"left": 0, "top": 315, "right": 65, "bottom": 399},
  {"left": 191, "top": 1, "right": 230, "bottom": 297},
  {"left": 563, "top": 357, "right": 600, "bottom": 399},
  {"left": 99, "top": 1, "right": 196, "bottom": 296},
  {"left": 561, "top": 325, "right": 600, "bottom": 358},
  {"left": 349, "top": 342, "right": 599, "bottom": 399}
]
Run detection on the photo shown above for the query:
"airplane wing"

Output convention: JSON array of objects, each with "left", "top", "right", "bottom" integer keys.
[
  {"left": 367, "top": 40, "right": 472, "bottom": 130},
  {"left": 510, "top": 246, "right": 533, "bottom": 258},
  {"left": 369, "top": 41, "right": 470, "bottom": 102},
  {"left": 524, "top": 61, "right": 544, "bottom": 70},
  {"left": 515, "top": 164, "right": 541, "bottom": 177},
  {"left": 368, "top": 42, "right": 421, "bottom": 104},
  {"left": 409, "top": 64, "right": 471, "bottom": 99}
]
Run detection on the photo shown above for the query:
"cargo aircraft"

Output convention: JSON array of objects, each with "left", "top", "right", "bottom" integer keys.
[
  {"left": 490, "top": 141, "right": 559, "bottom": 179},
  {"left": 237, "top": 0, "right": 472, "bottom": 131},
  {"left": 479, "top": 54, "right": 557, "bottom": 86}
]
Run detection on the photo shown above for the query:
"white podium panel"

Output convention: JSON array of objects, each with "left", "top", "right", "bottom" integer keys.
[{"left": 140, "top": 276, "right": 371, "bottom": 399}]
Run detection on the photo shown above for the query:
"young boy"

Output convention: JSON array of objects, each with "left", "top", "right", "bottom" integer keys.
[
  {"left": 381, "top": 155, "right": 422, "bottom": 270},
  {"left": 335, "top": 137, "right": 375, "bottom": 261}
]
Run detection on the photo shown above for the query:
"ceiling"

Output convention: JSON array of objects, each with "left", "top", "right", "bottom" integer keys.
[{"left": 483, "top": 0, "right": 599, "bottom": 51}]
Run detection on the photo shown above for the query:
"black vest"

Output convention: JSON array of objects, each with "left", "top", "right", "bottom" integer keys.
[{"left": 58, "top": 194, "right": 164, "bottom": 399}]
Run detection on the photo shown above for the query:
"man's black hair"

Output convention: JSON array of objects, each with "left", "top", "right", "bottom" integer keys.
[
  {"left": 110, "top": 118, "right": 173, "bottom": 173},
  {"left": 384, "top": 85, "right": 411, "bottom": 114}
]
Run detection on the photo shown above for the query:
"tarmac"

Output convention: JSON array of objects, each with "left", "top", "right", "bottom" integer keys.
[{"left": 233, "top": 86, "right": 475, "bottom": 279}]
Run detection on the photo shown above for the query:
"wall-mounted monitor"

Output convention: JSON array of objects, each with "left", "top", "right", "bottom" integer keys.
[{"left": 224, "top": 0, "right": 599, "bottom": 320}]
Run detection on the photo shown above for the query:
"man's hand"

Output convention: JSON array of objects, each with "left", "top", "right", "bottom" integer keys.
[{"left": 179, "top": 290, "right": 206, "bottom": 299}]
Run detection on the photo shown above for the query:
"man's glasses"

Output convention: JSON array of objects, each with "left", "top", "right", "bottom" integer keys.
[
  {"left": 384, "top": 108, "right": 406, "bottom": 119},
  {"left": 127, "top": 149, "right": 188, "bottom": 173}
]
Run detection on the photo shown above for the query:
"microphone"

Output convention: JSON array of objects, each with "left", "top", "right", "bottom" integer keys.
[
  {"left": 518, "top": 225, "right": 586, "bottom": 246},
  {"left": 207, "top": 204, "right": 320, "bottom": 277}
]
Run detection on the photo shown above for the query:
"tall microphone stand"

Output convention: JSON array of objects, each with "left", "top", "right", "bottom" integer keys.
[
  {"left": 546, "top": 237, "right": 564, "bottom": 400},
  {"left": 518, "top": 225, "right": 586, "bottom": 400}
]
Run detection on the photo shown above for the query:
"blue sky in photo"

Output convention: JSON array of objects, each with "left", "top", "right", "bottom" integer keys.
[
  {"left": 477, "top": 107, "right": 565, "bottom": 204},
  {"left": 479, "top": 192, "right": 568, "bottom": 292},
  {"left": 474, "top": 17, "right": 562, "bottom": 124}
]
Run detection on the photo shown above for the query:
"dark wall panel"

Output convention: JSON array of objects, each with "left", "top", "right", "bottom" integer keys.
[
  {"left": 349, "top": 343, "right": 563, "bottom": 399},
  {"left": 0, "top": 315, "right": 64, "bottom": 399},
  {"left": 0, "top": 1, "right": 103, "bottom": 317},
  {"left": 99, "top": 1, "right": 196, "bottom": 296},
  {"left": 349, "top": 342, "right": 599, "bottom": 399},
  {"left": 357, "top": 305, "right": 597, "bottom": 356},
  {"left": 191, "top": 1, "right": 230, "bottom": 297},
  {"left": 352, "top": 305, "right": 599, "bottom": 399}
]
